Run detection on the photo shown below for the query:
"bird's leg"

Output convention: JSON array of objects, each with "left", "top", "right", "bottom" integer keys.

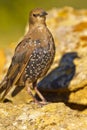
[
  {"left": 25, "top": 80, "right": 39, "bottom": 103},
  {"left": 33, "top": 82, "right": 47, "bottom": 104}
]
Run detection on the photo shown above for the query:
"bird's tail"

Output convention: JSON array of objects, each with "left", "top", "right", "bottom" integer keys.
[
  {"left": 0, "top": 77, "right": 7, "bottom": 94},
  {"left": 0, "top": 77, "right": 11, "bottom": 101}
]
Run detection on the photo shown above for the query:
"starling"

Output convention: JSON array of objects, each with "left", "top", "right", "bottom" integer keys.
[{"left": 0, "top": 8, "right": 55, "bottom": 104}]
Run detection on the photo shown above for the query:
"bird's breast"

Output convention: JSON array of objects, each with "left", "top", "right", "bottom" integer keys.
[{"left": 24, "top": 46, "right": 54, "bottom": 82}]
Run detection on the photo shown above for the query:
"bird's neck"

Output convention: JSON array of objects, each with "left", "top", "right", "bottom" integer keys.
[
  {"left": 25, "top": 23, "right": 48, "bottom": 39},
  {"left": 29, "top": 22, "right": 47, "bottom": 31},
  {"left": 28, "top": 24, "right": 47, "bottom": 34}
]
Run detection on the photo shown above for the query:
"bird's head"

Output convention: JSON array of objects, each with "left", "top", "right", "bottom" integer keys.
[{"left": 29, "top": 8, "right": 48, "bottom": 26}]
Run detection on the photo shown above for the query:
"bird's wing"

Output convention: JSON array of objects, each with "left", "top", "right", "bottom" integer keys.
[
  {"left": 0, "top": 37, "right": 41, "bottom": 100},
  {"left": 6, "top": 38, "right": 36, "bottom": 85}
]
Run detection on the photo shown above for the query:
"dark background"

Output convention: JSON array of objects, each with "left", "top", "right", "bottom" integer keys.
[{"left": 0, "top": 0, "right": 87, "bottom": 48}]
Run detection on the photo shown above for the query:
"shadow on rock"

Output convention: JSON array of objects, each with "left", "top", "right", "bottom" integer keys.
[
  {"left": 11, "top": 52, "right": 87, "bottom": 111},
  {"left": 37, "top": 52, "right": 87, "bottom": 111},
  {"left": 38, "top": 52, "right": 79, "bottom": 92}
]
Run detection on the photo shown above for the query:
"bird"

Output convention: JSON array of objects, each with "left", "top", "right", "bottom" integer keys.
[{"left": 0, "top": 8, "right": 55, "bottom": 104}]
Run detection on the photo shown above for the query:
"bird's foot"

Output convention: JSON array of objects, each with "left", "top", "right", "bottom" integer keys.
[
  {"left": 39, "top": 101, "right": 48, "bottom": 105},
  {"left": 34, "top": 98, "right": 48, "bottom": 106},
  {"left": 27, "top": 98, "right": 48, "bottom": 106}
]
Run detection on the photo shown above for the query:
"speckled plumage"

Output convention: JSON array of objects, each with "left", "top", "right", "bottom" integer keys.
[
  {"left": 25, "top": 47, "right": 52, "bottom": 80},
  {"left": 0, "top": 8, "right": 55, "bottom": 103}
]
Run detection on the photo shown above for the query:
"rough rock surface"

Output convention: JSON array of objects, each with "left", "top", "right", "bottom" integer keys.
[
  {"left": 1, "top": 7, "right": 87, "bottom": 130},
  {"left": 0, "top": 103, "right": 87, "bottom": 130}
]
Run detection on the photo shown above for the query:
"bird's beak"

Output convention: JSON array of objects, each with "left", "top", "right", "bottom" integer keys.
[{"left": 40, "top": 11, "right": 48, "bottom": 17}]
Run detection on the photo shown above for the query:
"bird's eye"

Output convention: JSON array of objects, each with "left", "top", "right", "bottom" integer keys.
[
  {"left": 33, "top": 14, "right": 37, "bottom": 17},
  {"left": 33, "top": 13, "right": 40, "bottom": 17}
]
